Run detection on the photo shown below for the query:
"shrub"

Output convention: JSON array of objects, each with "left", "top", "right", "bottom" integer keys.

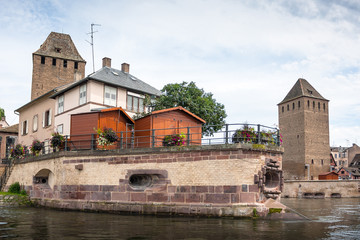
[
  {"left": 163, "top": 133, "right": 186, "bottom": 146},
  {"left": 30, "top": 140, "right": 43, "bottom": 155},
  {"left": 8, "top": 182, "right": 21, "bottom": 194}
]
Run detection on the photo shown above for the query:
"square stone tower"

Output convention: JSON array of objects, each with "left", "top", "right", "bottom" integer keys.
[
  {"left": 278, "top": 78, "right": 330, "bottom": 180},
  {"left": 31, "top": 32, "right": 86, "bottom": 100}
]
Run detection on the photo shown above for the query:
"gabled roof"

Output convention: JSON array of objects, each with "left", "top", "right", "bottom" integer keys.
[
  {"left": 279, "top": 78, "right": 328, "bottom": 104},
  {"left": 100, "top": 107, "right": 135, "bottom": 124},
  {"left": 148, "top": 106, "right": 206, "bottom": 123},
  {"left": 318, "top": 171, "right": 339, "bottom": 176},
  {"left": 33, "top": 32, "right": 85, "bottom": 62},
  {"left": 51, "top": 66, "right": 161, "bottom": 98}
]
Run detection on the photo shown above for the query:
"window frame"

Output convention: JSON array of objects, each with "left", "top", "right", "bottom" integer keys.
[
  {"left": 58, "top": 95, "right": 64, "bottom": 114},
  {"left": 79, "top": 84, "right": 87, "bottom": 105},
  {"left": 22, "top": 120, "right": 28, "bottom": 136},
  {"left": 33, "top": 115, "right": 38, "bottom": 132},
  {"left": 126, "top": 92, "right": 145, "bottom": 113},
  {"left": 43, "top": 109, "right": 52, "bottom": 128},
  {"left": 104, "top": 85, "right": 117, "bottom": 107}
]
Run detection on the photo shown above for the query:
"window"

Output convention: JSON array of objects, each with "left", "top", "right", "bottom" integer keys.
[
  {"left": 41, "top": 56, "right": 45, "bottom": 64},
  {"left": 58, "top": 95, "right": 64, "bottom": 113},
  {"left": 104, "top": 86, "right": 116, "bottom": 106},
  {"left": 52, "top": 58, "right": 56, "bottom": 66},
  {"left": 323, "top": 103, "right": 326, "bottom": 111},
  {"left": 79, "top": 84, "right": 87, "bottom": 105},
  {"left": 55, "top": 48, "right": 61, "bottom": 53},
  {"left": 22, "top": 120, "right": 28, "bottom": 135},
  {"left": 287, "top": 104, "right": 289, "bottom": 111},
  {"left": 335, "top": 154, "right": 337, "bottom": 158},
  {"left": 43, "top": 109, "right": 52, "bottom": 128},
  {"left": 292, "top": 102, "right": 295, "bottom": 110},
  {"left": 313, "top": 101, "right": 315, "bottom": 108},
  {"left": 127, "top": 94, "right": 145, "bottom": 112},
  {"left": 311, "top": 159, "right": 314, "bottom": 164},
  {"left": 74, "top": 62, "right": 78, "bottom": 69},
  {"left": 63, "top": 60, "right": 67, "bottom": 68},
  {"left": 321, "top": 159, "right": 323, "bottom": 165},
  {"left": 57, "top": 124, "right": 63, "bottom": 134},
  {"left": 307, "top": 100, "right": 310, "bottom": 107},
  {"left": 282, "top": 106, "right": 284, "bottom": 113},
  {"left": 33, "top": 115, "right": 38, "bottom": 132},
  {"left": 318, "top": 102, "right": 320, "bottom": 109},
  {"left": 298, "top": 101, "right": 300, "bottom": 108}
]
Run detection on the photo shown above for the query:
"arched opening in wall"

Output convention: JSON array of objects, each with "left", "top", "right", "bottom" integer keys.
[
  {"left": 33, "top": 169, "right": 54, "bottom": 189},
  {"left": 264, "top": 171, "right": 280, "bottom": 189},
  {"left": 129, "top": 174, "right": 157, "bottom": 190}
]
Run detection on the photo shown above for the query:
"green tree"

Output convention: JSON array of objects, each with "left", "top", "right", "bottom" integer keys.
[
  {"left": 0, "top": 108, "right": 4, "bottom": 119},
  {"left": 153, "top": 81, "right": 227, "bottom": 136}
]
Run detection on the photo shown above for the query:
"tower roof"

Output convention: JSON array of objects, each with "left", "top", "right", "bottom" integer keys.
[
  {"left": 279, "top": 78, "right": 328, "bottom": 104},
  {"left": 33, "top": 32, "right": 85, "bottom": 62}
]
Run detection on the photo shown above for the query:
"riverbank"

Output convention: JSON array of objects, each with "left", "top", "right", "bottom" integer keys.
[{"left": 0, "top": 192, "right": 33, "bottom": 206}]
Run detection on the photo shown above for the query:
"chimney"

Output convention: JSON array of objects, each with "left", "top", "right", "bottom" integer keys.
[
  {"left": 102, "top": 57, "right": 111, "bottom": 68},
  {"left": 121, "top": 63, "right": 130, "bottom": 73}
]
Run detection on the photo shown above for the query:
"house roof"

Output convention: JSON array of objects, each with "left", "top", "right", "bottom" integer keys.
[
  {"left": 100, "top": 107, "right": 135, "bottom": 124},
  {"left": 149, "top": 106, "right": 206, "bottom": 123},
  {"left": 15, "top": 83, "right": 73, "bottom": 112},
  {"left": 0, "top": 124, "right": 19, "bottom": 134},
  {"left": 349, "top": 154, "right": 360, "bottom": 167},
  {"left": 278, "top": 78, "right": 328, "bottom": 105},
  {"left": 344, "top": 167, "right": 360, "bottom": 177},
  {"left": 51, "top": 66, "right": 161, "bottom": 98},
  {"left": 318, "top": 171, "right": 339, "bottom": 176},
  {"left": 33, "top": 32, "right": 85, "bottom": 62}
]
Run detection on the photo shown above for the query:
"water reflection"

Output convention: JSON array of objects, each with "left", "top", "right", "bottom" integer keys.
[{"left": 0, "top": 198, "right": 359, "bottom": 239}]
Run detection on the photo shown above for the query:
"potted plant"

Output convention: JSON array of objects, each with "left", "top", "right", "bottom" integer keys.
[
  {"left": 30, "top": 140, "right": 43, "bottom": 156},
  {"left": 51, "top": 132, "right": 65, "bottom": 152},
  {"left": 163, "top": 133, "right": 186, "bottom": 146},
  {"left": 95, "top": 128, "right": 118, "bottom": 148},
  {"left": 10, "top": 144, "right": 25, "bottom": 159},
  {"left": 232, "top": 125, "right": 257, "bottom": 144}
]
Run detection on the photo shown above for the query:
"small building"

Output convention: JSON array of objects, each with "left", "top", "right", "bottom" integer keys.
[
  {"left": 318, "top": 172, "right": 339, "bottom": 180},
  {"left": 134, "top": 106, "right": 205, "bottom": 148},
  {"left": 0, "top": 124, "right": 18, "bottom": 160},
  {"left": 337, "top": 167, "right": 360, "bottom": 180},
  {"left": 70, "top": 107, "right": 134, "bottom": 149}
]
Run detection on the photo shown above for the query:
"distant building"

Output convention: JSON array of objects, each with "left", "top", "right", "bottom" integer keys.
[
  {"left": 0, "top": 124, "right": 18, "bottom": 160},
  {"left": 278, "top": 78, "right": 330, "bottom": 180},
  {"left": 0, "top": 117, "right": 9, "bottom": 129},
  {"left": 330, "top": 144, "right": 360, "bottom": 171}
]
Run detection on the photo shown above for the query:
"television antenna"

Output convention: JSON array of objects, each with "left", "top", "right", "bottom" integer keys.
[{"left": 86, "top": 23, "right": 101, "bottom": 73}]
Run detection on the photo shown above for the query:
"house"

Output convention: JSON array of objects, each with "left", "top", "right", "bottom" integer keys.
[
  {"left": 337, "top": 167, "right": 360, "bottom": 180},
  {"left": 50, "top": 57, "right": 161, "bottom": 137},
  {"left": 0, "top": 124, "right": 18, "bottom": 160},
  {"left": 0, "top": 117, "right": 9, "bottom": 129},
  {"left": 70, "top": 107, "right": 134, "bottom": 149},
  {"left": 330, "top": 144, "right": 360, "bottom": 171},
  {"left": 134, "top": 106, "right": 205, "bottom": 148},
  {"left": 318, "top": 172, "right": 339, "bottom": 180}
]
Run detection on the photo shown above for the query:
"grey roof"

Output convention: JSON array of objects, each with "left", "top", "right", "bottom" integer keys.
[
  {"left": 349, "top": 154, "right": 360, "bottom": 167},
  {"left": 279, "top": 78, "right": 328, "bottom": 104},
  {"left": 343, "top": 167, "right": 360, "bottom": 177},
  {"left": 33, "top": 32, "right": 85, "bottom": 62},
  {"left": 51, "top": 66, "right": 161, "bottom": 98}
]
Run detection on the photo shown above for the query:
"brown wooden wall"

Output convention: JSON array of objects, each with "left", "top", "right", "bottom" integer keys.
[
  {"left": 70, "top": 112, "right": 100, "bottom": 149},
  {"left": 134, "top": 116, "right": 152, "bottom": 148}
]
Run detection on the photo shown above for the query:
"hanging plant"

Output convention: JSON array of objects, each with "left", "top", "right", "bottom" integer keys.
[
  {"left": 51, "top": 132, "right": 65, "bottom": 150},
  {"left": 163, "top": 133, "right": 186, "bottom": 147},
  {"left": 30, "top": 140, "right": 43, "bottom": 156},
  {"left": 10, "top": 144, "right": 25, "bottom": 159},
  {"left": 95, "top": 128, "right": 118, "bottom": 147}
]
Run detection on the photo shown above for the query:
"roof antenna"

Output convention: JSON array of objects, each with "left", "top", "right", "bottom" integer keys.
[{"left": 86, "top": 23, "right": 101, "bottom": 73}]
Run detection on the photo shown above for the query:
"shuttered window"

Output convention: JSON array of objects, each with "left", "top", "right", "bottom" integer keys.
[
  {"left": 58, "top": 95, "right": 64, "bottom": 113},
  {"left": 79, "top": 84, "right": 87, "bottom": 105},
  {"left": 104, "top": 86, "right": 117, "bottom": 106}
]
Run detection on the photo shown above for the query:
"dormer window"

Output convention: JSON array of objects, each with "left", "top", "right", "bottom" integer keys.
[
  {"left": 55, "top": 47, "right": 61, "bottom": 53},
  {"left": 307, "top": 89, "right": 313, "bottom": 95}
]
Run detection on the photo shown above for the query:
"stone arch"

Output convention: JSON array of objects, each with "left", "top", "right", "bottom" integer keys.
[{"left": 33, "top": 168, "right": 55, "bottom": 189}]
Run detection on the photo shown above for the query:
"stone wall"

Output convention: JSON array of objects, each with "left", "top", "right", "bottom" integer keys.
[
  {"left": 283, "top": 180, "right": 360, "bottom": 198},
  {"left": 4, "top": 144, "right": 285, "bottom": 218}
]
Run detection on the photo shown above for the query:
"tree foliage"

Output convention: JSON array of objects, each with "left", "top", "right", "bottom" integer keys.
[
  {"left": 0, "top": 108, "right": 4, "bottom": 119},
  {"left": 153, "top": 81, "right": 227, "bottom": 136}
]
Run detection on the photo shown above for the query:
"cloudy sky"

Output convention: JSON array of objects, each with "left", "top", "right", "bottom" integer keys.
[{"left": 0, "top": 0, "right": 359, "bottom": 146}]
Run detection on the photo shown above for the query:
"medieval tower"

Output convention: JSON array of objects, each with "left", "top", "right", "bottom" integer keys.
[
  {"left": 31, "top": 32, "right": 86, "bottom": 100},
  {"left": 278, "top": 78, "right": 330, "bottom": 180}
]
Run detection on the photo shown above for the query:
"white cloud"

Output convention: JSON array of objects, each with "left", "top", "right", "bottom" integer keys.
[{"left": 0, "top": 0, "right": 359, "bottom": 146}]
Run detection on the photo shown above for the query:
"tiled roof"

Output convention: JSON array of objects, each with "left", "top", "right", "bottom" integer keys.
[
  {"left": 33, "top": 32, "right": 85, "bottom": 62},
  {"left": 51, "top": 66, "right": 161, "bottom": 98},
  {"left": 0, "top": 124, "right": 19, "bottom": 134},
  {"left": 279, "top": 78, "right": 328, "bottom": 104}
]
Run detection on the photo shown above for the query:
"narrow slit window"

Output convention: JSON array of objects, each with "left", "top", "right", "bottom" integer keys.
[
  {"left": 63, "top": 60, "right": 67, "bottom": 68},
  {"left": 41, "top": 56, "right": 45, "bottom": 64},
  {"left": 52, "top": 58, "right": 56, "bottom": 66}
]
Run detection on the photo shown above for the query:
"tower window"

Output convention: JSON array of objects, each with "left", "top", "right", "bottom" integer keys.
[
  {"left": 74, "top": 62, "right": 78, "bottom": 69},
  {"left": 318, "top": 102, "right": 320, "bottom": 109},
  {"left": 298, "top": 101, "right": 300, "bottom": 108},
  {"left": 323, "top": 103, "right": 326, "bottom": 111},
  {"left": 41, "top": 56, "right": 45, "bottom": 64},
  {"left": 313, "top": 101, "right": 315, "bottom": 108},
  {"left": 63, "top": 60, "right": 67, "bottom": 68},
  {"left": 311, "top": 159, "right": 314, "bottom": 164},
  {"left": 52, "top": 58, "right": 56, "bottom": 66},
  {"left": 55, "top": 48, "right": 61, "bottom": 53},
  {"left": 292, "top": 102, "right": 295, "bottom": 110},
  {"left": 321, "top": 159, "right": 324, "bottom": 165},
  {"left": 287, "top": 105, "right": 289, "bottom": 111},
  {"left": 307, "top": 100, "right": 310, "bottom": 108},
  {"left": 282, "top": 106, "right": 284, "bottom": 113}
]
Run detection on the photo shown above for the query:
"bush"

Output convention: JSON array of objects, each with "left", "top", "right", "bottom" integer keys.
[
  {"left": 20, "top": 190, "right": 27, "bottom": 195},
  {"left": 8, "top": 182, "right": 21, "bottom": 194},
  {"left": 163, "top": 133, "right": 186, "bottom": 146}
]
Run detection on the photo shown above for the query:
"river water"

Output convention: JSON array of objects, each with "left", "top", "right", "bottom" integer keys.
[{"left": 0, "top": 198, "right": 359, "bottom": 239}]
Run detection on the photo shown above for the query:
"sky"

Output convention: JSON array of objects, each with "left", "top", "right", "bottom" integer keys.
[{"left": 0, "top": 0, "right": 359, "bottom": 147}]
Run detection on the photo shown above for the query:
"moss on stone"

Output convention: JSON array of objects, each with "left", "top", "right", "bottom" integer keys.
[
  {"left": 252, "top": 208, "right": 259, "bottom": 218},
  {"left": 268, "top": 208, "right": 282, "bottom": 214},
  {"left": 252, "top": 144, "right": 266, "bottom": 150}
]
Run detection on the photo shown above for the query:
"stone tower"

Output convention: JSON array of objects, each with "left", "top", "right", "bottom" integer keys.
[
  {"left": 31, "top": 32, "right": 86, "bottom": 100},
  {"left": 278, "top": 78, "right": 330, "bottom": 180}
]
